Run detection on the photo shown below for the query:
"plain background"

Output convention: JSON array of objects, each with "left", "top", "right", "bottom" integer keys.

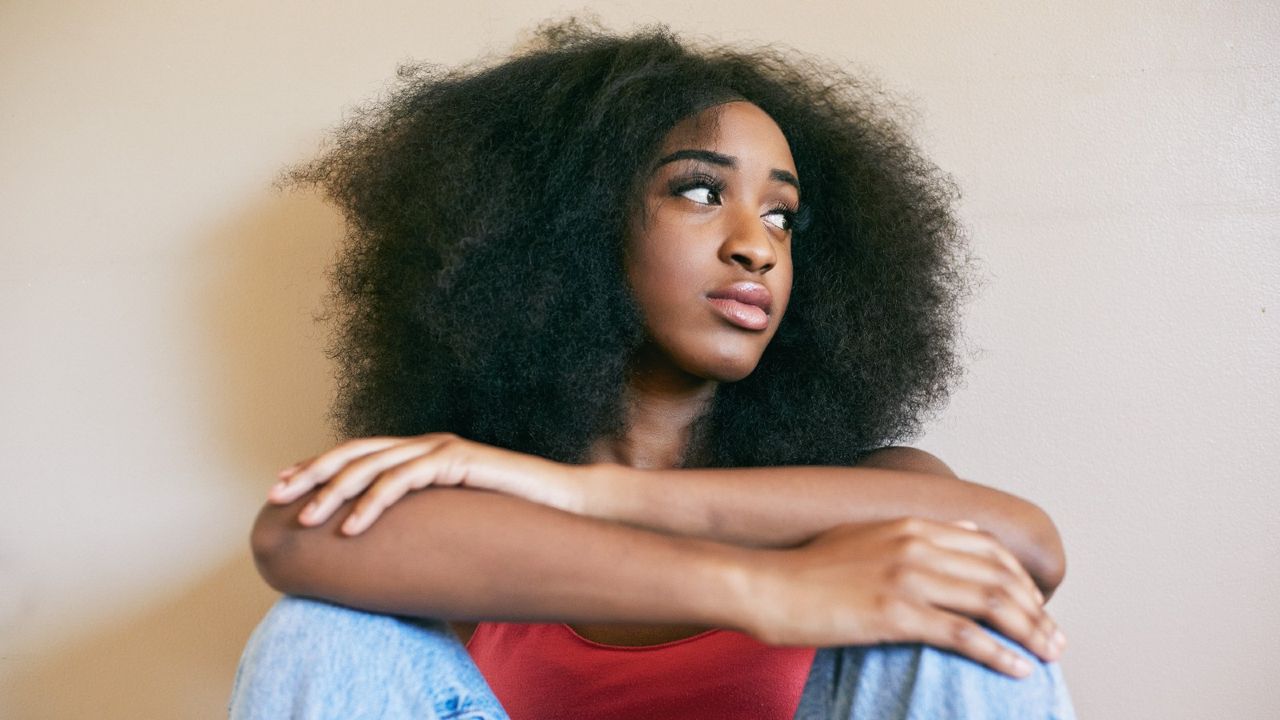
[{"left": 2, "top": 1, "right": 1276, "bottom": 718}]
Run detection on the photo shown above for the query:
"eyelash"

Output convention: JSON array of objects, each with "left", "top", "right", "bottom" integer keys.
[{"left": 669, "top": 173, "right": 804, "bottom": 232}]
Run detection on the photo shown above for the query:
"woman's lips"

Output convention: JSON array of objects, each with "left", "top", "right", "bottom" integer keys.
[
  {"left": 706, "top": 282, "right": 773, "bottom": 331},
  {"left": 707, "top": 297, "right": 770, "bottom": 330}
]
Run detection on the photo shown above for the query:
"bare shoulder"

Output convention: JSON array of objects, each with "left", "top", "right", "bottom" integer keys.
[{"left": 854, "top": 445, "right": 957, "bottom": 477}]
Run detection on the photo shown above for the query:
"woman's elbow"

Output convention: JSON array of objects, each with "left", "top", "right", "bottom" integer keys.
[
  {"left": 1025, "top": 504, "right": 1067, "bottom": 599},
  {"left": 250, "top": 502, "right": 304, "bottom": 594}
]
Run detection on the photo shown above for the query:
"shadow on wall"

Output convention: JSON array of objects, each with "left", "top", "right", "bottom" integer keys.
[
  {"left": 5, "top": 190, "right": 345, "bottom": 718},
  {"left": 5, "top": 555, "right": 279, "bottom": 719}
]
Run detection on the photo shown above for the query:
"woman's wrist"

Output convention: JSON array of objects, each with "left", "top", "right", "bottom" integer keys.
[
  {"left": 578, "top": 461, "right": 638, "bottom": 522},
  {"left": 578, "top": 462, "right": 716, "bottom": 541},
  {"left": 572, "top": 463, "right": 763, "bottom": 631},
  {"left": 680, "top": 537, "right": 766, "bottom": 633}
]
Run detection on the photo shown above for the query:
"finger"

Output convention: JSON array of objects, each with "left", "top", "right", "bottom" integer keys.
[
  {"left": 300, "top": 439, "right": 449, "bottom": 525},
  {"left": 910, "top": 543, "right": 1046, "bottom": 623},
  {"left": 905, "top": 565, "right": 1060, "bottom": 663},
  {"left": 268, "top": 462, "right": 311, "bottom": 503},
  {"left": 377, "top": 446, "right": 472, "bottom": 490},
  {"left": 339, "top": 441, "right": 469, "bottom": 534},
  {"left": 899, "top": 602, "right": 1039, "bottom": 679},
  {"left": 272, "top": 437, "right": 402, "bottom": 504},
  {"left": 927, "top": 522, "right": 1044, "bottom": 605},
  {"left": 340, "top": 472, "right": 419, "bottom": 535},
  {"left": 891, "top": 518, "right": 1042, "bottom": 605}
]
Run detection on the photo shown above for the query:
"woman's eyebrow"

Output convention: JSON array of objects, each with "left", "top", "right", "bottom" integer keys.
[
  {"left": 655, "top": 149, "right": 799, "bottom": 191},
  {"left": 656, "top": 148, "right": 734, "bottom": 168}
]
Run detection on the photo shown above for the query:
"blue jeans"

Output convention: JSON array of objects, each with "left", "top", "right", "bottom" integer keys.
[{"left": 228, "top": 596, "right": 1075, "bottom": 719}]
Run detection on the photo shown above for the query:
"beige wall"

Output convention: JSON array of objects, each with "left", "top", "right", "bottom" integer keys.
[{"left": 2, "top": 2, "right": 1276, "bottom": 717}]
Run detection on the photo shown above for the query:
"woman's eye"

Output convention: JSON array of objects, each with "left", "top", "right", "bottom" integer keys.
[
  {"left": 763, "top": 209, "right": 793, "bottom": 231},
  {"left": 679, "top": 186, "right": 719, "bottom": 205}
]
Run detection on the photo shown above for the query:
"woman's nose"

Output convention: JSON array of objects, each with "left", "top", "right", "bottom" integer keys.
[{"left": 718, "top": 207, "right": 777, "bottom": 273}]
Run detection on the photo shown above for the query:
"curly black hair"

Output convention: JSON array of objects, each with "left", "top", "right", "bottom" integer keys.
[{"left": 288, "top": 18, "right": 973, "bottom": 468}]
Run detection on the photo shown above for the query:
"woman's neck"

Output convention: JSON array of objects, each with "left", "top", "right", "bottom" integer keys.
[{"left": 585, "top": 348, "right": 717, "bottom": 470}]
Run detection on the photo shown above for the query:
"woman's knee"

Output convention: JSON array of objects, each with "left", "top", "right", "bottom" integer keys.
[
  {"left": 799, "top": 629, "right": 1075, "bottom": 720},
  {"left": 229, "top": 596, "right": 502, "bottom": 719},
  {"left": 237, "top": 596, "right": 445, "bottom": 666},
  {"left": 903, "top": 631, "right": 1074, "bottom": 718}
]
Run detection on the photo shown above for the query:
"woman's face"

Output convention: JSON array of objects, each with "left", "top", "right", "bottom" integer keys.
[{"left": 625, "top": 100, "right": 798, "bottom": 383}]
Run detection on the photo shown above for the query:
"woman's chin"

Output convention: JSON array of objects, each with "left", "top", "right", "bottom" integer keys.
[
  {"left": 633, "top": 332, "right": 768, "bottom": 385},
  {"left": 692, "top": 355, "right": 764, "bottom": 383}
]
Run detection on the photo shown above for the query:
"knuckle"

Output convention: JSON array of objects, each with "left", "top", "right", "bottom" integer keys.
[
  {"left": 894, "top": 516, "right": 923, "bottom": 535},
  {"left": 1038, "top": 614, "right": 1058, "bottom": 636},
  {"left": 950, "top": 620, "right": 979, "bottom": 648},
  {"left": 999, "top": 649, "right": 1023, "bottom": 671},
  {"left": 379, "top": 478, "right": 410, "bottom": 499},
  {"left": 876, "top": 595, "right": 910, "bottom": 625},
  {"left": 1031, "top": 626, "right": 1051, "bottom": 651},
  {"left": 894, "top": 535, "right": 926, "bottom": 559},
  {"left": 994, "top": 568, "right": 1018, "bottom": 588},
  {"left": 405, "top": 455, "right": 436, "bottom": 479},
  {"left": 884, "top": 562, "right": 913, "bottom": 589},
  {"left": 982, "top": 586, "right": 1009, "bottom": 612}
]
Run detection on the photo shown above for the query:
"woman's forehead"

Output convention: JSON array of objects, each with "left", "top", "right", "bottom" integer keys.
[{"left": 655, "top": 101, "right": 798, "bottom": 176}]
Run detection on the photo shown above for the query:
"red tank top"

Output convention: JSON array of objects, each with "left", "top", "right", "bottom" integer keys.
[{"left": 465, "top": 622, "right": 817, "bottom": 719}]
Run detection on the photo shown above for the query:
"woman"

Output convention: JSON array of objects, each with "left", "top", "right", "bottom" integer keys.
[{"left": 230, "top": 20, "right": 1075, "bottom": 719}]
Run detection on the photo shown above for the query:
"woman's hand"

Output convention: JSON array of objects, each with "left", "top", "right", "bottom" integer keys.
[
  {"left": 268, "top": 434, "right": 587, "bottom": 535},
  {"left": 745, "top": 517, "right": 1065, "bottom": 678}
]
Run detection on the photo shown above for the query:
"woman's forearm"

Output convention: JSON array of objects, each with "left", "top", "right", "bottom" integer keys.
[
  {"left": 250, "top": 467, "right": 1069, "bottom": 669},
  {"left": 251, "top": 486, "right": 757, "bottom": 627},
  {"left": 586, "top": 451, "right": 1066, "bottom": 597}
]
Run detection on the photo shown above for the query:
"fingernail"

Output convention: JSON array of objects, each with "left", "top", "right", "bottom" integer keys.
[
  {"left": 342, "top": 515, "right": 361, "bottom": 535},
  {"left": 1013, "top": 657, "right": 1033, "bottom": 677},
  {"left": 269, "top": 481, "right": 288, "bottom": 497},
  {"left": 300, "top": 502, "right": 319, "bottom": 521},
  {"left": 1052, "top": 629, "right": 1067, "bottom": 651}
]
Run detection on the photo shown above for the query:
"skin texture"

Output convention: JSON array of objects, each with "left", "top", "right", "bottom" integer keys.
[
  {"left": 621, "top": 101, "right": 795, "bottom": 386},
  {"left": 259, "top": 99, "right": 1068, "bottom": 678},
  {"left": 580, "top": 101, "right": 795, "bottom": 470},
  {"left": 296, "top": 20, "right": 976, "bottom": 470}
]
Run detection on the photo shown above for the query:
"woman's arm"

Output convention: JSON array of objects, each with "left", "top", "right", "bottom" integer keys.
[
  {"left": 272, "top": 436, "right": 1065, "bottom": 599},
  {"left": 251, "top": 485, "right": 1064, "bottom": 675},
  {"left": 585, "top": 447, "right": 1066, "bottom": 599},
  {"left": 251, "top": 486, "right": 753, "bottom": 627}
]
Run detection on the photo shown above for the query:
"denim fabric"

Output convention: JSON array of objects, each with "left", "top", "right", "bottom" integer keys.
[
  {"left": 229, "top": 596, "right": 1075, "bottom": 719},
  {"left": 793, "top": 626, "right": 1076, "bottom": 719},
  {"left": 228, "top": 596, "right": 508, "bottom": 719}
]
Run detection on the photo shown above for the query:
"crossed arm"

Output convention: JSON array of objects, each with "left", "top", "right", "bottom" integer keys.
[
  {"left": 581, "top": 447, "right": 1064, "bottom": 597},
  {"left": 252, "top": 436, "right": 1067, "bottom": 676}
]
